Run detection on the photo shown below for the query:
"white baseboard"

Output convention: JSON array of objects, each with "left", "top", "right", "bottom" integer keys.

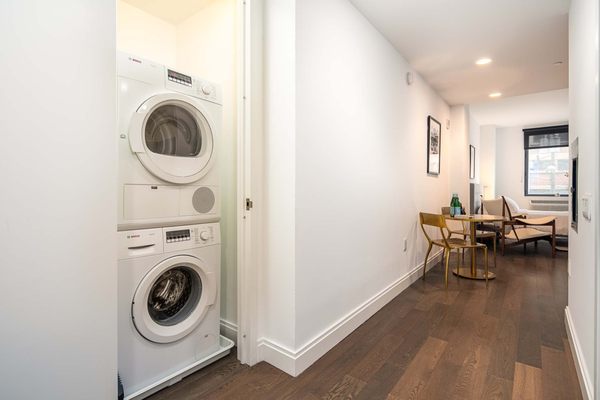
[
  {"left": 257, "top": 338, "right": 297, "bottom": 375},
  {"left": 564, "top": 306, "right": 594, "bottom": 400},
  {"left": 258, "top": 249, "right": 444, "bottom": 376},
  {"left": 220, "top": 318, "right": 238, "bottom": 344}
]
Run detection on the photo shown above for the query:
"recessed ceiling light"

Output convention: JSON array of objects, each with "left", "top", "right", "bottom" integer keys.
[
  {"left": 476, "top": 57, "right": 492, "bottom": 65},
  {"left": 489, "top": 92, "right": 502, "bottom": 98}
]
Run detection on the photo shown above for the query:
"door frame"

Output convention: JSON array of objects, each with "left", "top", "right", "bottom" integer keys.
[
  {"left": 236, "top": 0, "right": 263, "bottom": 366},
  {"left": 595, "top": 28, "right": 600, "bottom": 400},
  {"left": 595, "top": 5, "right": 600, "bottom": 397}
]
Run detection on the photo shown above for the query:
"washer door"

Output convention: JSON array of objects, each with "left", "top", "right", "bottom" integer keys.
[
  {"left": 129, "top": 93, "right": 215, "bottom": 184},
  {"left": 132, "top": 255, "right": 216, "bottom": 343}
]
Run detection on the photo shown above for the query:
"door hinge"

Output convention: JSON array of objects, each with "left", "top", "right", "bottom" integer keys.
[{"left": 245, "top": 198, "right": 253, "bottom": 211}]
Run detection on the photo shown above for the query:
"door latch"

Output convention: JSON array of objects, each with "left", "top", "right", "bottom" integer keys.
[{"left": 245, "top": 198, "right": 253, "bottom": 211}]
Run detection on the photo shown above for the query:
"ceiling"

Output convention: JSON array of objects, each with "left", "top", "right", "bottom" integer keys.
[
  {"left": 121, "top": 0, "right": 215, "bottom": 24},
  {"left": 349, "top": 0, "right": 569, "bottom": 105},
  {"left": 469, "top": 89, "right": 569, "bottom": 127}
]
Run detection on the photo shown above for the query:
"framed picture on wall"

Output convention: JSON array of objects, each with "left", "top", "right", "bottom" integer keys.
[
  {"left": 427, "top": 116, "right": 441, "bottom": 175},
  {"left": 470, "top": 145, "right": 476, "bottom": 179}
]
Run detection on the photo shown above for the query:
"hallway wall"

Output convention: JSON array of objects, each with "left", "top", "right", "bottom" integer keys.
[
  {"left": 567, "top": 0, "right": 599, "bottom": 398},
  {"left": 261, "top": 0, "right": 457, "bottom": 375},
  {"left": 295, "top": 0, "right": 451, "bottom": 349}
]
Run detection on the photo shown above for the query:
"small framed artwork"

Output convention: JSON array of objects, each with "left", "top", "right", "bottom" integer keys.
[
  {"left": 469, "top": 145, "right": 476, "bottom": 179},
  {"left": 427, "top": 116, "right": 441, "bottom": 175}
]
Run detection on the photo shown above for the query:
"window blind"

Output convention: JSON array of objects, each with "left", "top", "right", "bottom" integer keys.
[{"left": 523, "top": 125, "right": 569, "bottom": 149}]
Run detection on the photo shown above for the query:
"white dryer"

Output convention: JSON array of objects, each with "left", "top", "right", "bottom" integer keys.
[
  {"left": 118, "top": 52, "right": 222, "bottom": 231},
  {"left": 118, "top": 223, "right": 229, "bottom": 399}
]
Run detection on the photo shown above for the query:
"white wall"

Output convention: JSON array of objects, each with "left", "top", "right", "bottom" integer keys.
[
  {"left": 494, "top": 124, "right": 568, "bottom": 208},
  {"left": 260, "top": 0, "right": 297, "bottom": 351},
  {"left": 116, "top": 1, "right": 239, "bottom": 333},
  {"left": 480, "top": 125, "right": 497, "bottom": 199},
  {"left": 176, "top": 0, "right": 239, "bottom": 337},
  {"left": 295, "top": 0, "right": 450, "bottom": 348},
  {"left": 117, "top": 1, "right": 177, "bottom": 66},
  {"left": 469, "top": 109, "right": 481, "bottom": 185},
  {"left": 449, "top": 106, "right": 471, "bottom": 208},
  {"left": 495, "top": 126, "right": 528, "bottom": 206},
  {"left": 469, "top": 89, "right": 569, "bottom": 206},
  {"left": 0, "top": 1, "right": 117, "bottom": 399},
  {"left": 261, "top": 0, "right": 452, "bottom": 374},
  {"left": 567, "top": 0, "right": 599, "bottom": 398}
]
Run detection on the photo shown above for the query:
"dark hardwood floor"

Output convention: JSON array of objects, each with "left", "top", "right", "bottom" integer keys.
[{"left": 150, "top": 242, "right": 582, "bottom": 400}]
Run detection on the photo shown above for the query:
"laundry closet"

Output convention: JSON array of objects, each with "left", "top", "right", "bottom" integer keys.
[{"left": 116, "top": 1, "right": 238, "bottom": 398}]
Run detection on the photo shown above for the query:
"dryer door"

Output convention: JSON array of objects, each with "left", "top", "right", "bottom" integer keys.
[
  {"left": 129, "top": 93, "right": 215, "bottom": 184},
  {"left": 132, "top": 255, "right": 216, "bottom": 343}
]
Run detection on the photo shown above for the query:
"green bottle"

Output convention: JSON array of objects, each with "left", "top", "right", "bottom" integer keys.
[{"left": 450, "top": 193, "right": 459, "bottom": 216}]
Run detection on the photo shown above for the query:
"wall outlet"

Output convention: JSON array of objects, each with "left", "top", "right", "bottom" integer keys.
[{"left": 403, "top": 238, "right": 408, "bottom": 252}]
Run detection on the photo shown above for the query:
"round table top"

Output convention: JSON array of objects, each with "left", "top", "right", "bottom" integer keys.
[{"left": 444, "top": 214, "right": 507, "bottom": 222}]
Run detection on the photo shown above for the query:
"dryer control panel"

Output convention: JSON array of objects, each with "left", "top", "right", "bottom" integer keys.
[
  {"left": 165, "top": 67, "right": 221, "bottom": 104},
  {"left": 163, "top": 223, "right": 220, "bottom": 253},
  {"left": 167, "top": 69, "right": 192, "bottom": 87}
]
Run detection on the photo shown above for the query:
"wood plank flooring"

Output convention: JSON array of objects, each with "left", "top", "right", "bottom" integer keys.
[{"left": 149, "top": 243, "right": 582, "bottom": 400}]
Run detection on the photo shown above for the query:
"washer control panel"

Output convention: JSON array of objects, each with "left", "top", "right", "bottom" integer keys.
[{"left": 166, "top": 229, "right": 191, "bottom": 243}]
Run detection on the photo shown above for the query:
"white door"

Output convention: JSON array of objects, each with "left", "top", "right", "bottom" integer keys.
[
  {"left": 132, "top": 255, "right": 216, "bottom": 343},
  {"left": 129, "top": 93, "right": 215, "bottom": 184}
]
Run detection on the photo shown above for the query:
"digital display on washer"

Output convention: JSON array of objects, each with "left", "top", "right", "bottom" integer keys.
[
  {"left": 168, "top": 69, "right": 192, "bottom": 87},
  {"left": 166, "top": 229, "right": 191, "bottom": 243}
]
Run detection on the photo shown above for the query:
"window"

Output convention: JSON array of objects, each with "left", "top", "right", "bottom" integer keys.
[{"left": 524, "top": 125, "right": 569, "bottom": 196}]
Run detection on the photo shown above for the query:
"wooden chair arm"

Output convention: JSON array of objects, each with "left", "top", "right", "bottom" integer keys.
[{"left": 514, "top": 216, "right": 556, "bottom": 226}]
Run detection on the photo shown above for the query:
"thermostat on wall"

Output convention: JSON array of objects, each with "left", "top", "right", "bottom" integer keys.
[{"left": 581, "top": 193, "right": 592, "bottom": 221}]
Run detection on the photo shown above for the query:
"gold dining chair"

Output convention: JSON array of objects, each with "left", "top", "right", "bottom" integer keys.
[
  {"left": 420, "top": 212, "right": 490, "bottom": 287},
  {"left": 442, "top": 206, "right": 497, "bottom": 268},
  {"left": 440, "top": 206, "right": 469, "bottom": 240}
]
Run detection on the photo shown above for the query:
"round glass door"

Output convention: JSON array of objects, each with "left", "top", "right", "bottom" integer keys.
[
  {"left": 132, "top": 255, "right": 216, "bottom": 343},
  {"left": 147, "top": 266, "right": 202, "bottom": 327},
  {"left": 129, "top": 94, "right": 215, "bottom": 184},
  {"left": 145, "top": 105, "right": 203, "bottom": 158}
]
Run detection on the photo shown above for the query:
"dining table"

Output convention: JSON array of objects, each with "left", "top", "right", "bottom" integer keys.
[{"left": 444, "top": 214, "right": 507, "bottom": 280}]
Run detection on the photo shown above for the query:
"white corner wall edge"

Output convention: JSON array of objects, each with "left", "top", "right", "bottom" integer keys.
[
  {"left": 258, "top": 249, "right": 444, "bottom": 376},
  {"left": 220, "top": 318, "right": 239, "bottom": 344},
  {"left": 564, "top": 306, "right": 594, "bottom": 400}
]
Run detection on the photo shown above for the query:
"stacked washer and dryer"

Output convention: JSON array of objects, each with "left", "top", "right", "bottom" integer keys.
[{"left": 117, "top": 52, "right": 232, "bottom": 400}]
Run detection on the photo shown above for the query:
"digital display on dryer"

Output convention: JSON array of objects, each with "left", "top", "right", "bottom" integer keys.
[
  {"left": 167, "top": 69, "right": 192, "bottom": 87},
  {"left": 166, "top": 229, "right": 191, "bottom": 243}
]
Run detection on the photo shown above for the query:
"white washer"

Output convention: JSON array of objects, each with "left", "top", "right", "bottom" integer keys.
[
  {"left": 118, "top": 223, "right": 222, "bottom": 399},
  {"left": 118, "top": 52, "right": 222, "bottom": 231}
]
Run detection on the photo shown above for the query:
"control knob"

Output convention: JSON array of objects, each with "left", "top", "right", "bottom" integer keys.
[
  {"left": 201, "top": 84, "right": 213, "bottom": 96},
  {"left": 199, "top": 231, "right": 211, "bottom": 241}
]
